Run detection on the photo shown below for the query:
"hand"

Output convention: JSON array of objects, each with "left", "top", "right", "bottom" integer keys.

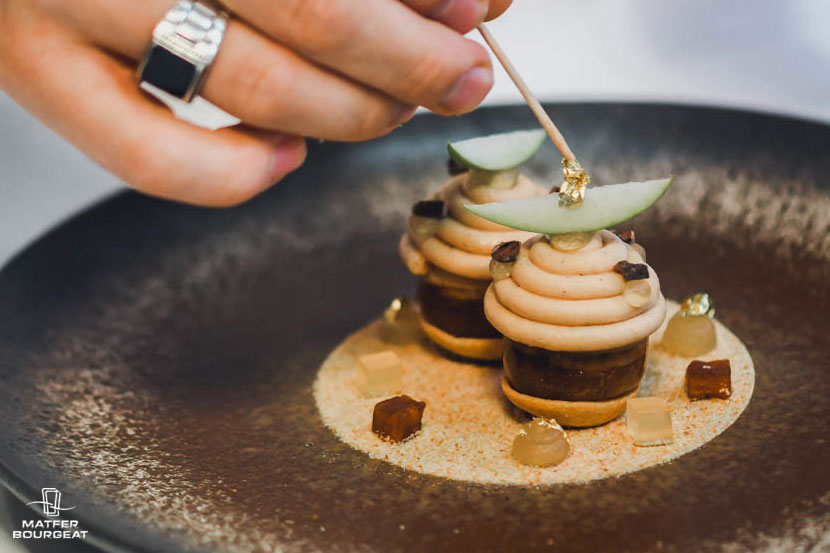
[{"left": 0, "top": 0, "right": 512, "bottom": 206}]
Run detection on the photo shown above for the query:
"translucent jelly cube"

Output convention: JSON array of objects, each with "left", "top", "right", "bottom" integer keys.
[
  {"left": 355, "top": 351, "right": 402, "bottom": 398},
  {"left": 662, "top": 313, "right": 717, "bottom": 357},
  {"left": 686, "top": 359, "right": 732, "bottom": 400},
  {"left": 626, "top": 397, "right": 674, "bottom": 447},
  {"left": 372, "top": 395, "right": 426, "bottom": 442},
  {"left": 383, "top": 296, "right": 417, "bottom": 326},
  {"left": 511, "top": 418, "right": 570, "bottom": 467},
  {"left": 379, "top": 295, "right": 421, "bottom": 345}
]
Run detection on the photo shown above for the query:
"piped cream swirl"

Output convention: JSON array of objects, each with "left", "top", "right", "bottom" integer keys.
[
  {"left": 400, "top": 174, "right": 544, "bottom": 280},
  {"left": 484, "top": 230, "right": 666, "bottom": 351}
]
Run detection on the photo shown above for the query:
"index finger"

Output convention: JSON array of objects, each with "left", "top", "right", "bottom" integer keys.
[{"left": 221, "top": 0, "right": 493, "bottom": 115}]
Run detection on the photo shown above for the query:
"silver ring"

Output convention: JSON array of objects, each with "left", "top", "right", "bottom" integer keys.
[{"left": 137, "top": 1, "right": 228, "bottom": 103}]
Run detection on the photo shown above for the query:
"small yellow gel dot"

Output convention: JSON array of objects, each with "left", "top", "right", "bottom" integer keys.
[
  {"left": 511, "top": 418, "right": 571, "bottom": 467},
  {"left": 548, "top": 231, "right": 594, "bottom": 251},
  {"left": 662, "top": 293, "right": 717, "bottom": 357},
  {"left": 489, "top": 259, "right": 513, "bottom": 281}
]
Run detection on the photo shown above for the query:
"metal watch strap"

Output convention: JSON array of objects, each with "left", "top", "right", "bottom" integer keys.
[
  {"left": 153, "top": 1, "right": 227, "bottom": 65},
  {"left": 138, "top": 0, "right": 228, "bottom": 102}
]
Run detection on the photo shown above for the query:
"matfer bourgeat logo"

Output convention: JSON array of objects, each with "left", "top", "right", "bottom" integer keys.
[
  {"left": 13, "top": 488, "right": 86, "bottom": 540},
  {"left": 25, "top": 488, "right": 75, "bottom": 516}
]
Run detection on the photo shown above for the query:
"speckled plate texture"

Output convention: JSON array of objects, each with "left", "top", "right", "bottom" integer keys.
[{"left": 0, "top": 104, "right": 828, "bottom": 553}]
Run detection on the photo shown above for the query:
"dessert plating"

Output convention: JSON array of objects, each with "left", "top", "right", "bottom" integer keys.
[
  {"left": 484, "top": 231, "right": 667, "bottom": 426},
  {"left": 313, "top": 129, "right": 754, "bottom": 485}
]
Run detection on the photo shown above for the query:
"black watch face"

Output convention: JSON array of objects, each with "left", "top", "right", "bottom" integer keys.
[{"left": 141, "top": 46, "right": 196, "bottom": 99}]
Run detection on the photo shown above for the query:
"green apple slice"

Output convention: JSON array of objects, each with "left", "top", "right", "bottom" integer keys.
[
  {"left": 464, "top": 177, "right": 673, "bottom": 234},
  {"left": 448, "top": 129, "right": 547, "bottom": 171}
]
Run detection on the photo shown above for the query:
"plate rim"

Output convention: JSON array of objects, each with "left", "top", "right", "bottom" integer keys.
[{"left": 0, "top": 100, "right": 828, "bottom": 553}]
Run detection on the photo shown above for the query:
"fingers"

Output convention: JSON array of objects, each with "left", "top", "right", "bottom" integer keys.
[
  {"left": 38, "top": 0, "right": 416, "bottom": 141},
  {"left": 222, "top": 0, "right": 494, "bottom": 115},
  {"left": 205, "top": 25, "right": 417, "bottom": 141},
  {"left": 2, "top": 17, "right": 305, "bottom": 206}
]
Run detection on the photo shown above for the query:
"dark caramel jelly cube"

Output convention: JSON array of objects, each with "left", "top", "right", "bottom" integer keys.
[
  {"left": 372, "top": 395, "right": 426, "bottom": 442},
  {"left": 685, "top": 359, "right": 732, "bottom": 400}
]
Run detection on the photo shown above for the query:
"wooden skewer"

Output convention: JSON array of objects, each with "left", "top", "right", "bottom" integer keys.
[{"left": 477, "top": 24, "right": 576, "bottom": 162}]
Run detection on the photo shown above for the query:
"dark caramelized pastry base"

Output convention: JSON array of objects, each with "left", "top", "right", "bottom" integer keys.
[
  {"left": 504, "top": 338, "right": 648, "bottom": 402},
  {"left": 417, "top": 279, "right": 500, "bottom": 339}
]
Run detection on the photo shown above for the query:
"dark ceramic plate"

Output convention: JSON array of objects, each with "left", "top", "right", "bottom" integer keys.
[{"left": 0, "top": 104, "right": 828, "bottom": 553}]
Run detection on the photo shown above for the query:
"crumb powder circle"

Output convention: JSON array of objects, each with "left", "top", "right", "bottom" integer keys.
[{"left": 313, "top": 300, "right": 755, "bottom": 486}]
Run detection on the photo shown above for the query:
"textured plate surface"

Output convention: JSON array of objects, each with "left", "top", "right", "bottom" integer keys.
[{"left": 0, "top": 104, "right": 828, "bottom": 553}]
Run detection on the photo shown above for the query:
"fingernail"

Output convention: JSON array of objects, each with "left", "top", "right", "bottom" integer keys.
[
  {"left": 391, "top": 103, "right": 418, "bottom": 127},
  {"left": 440, "top": 66, "right": 493, "bottom": 113},
  {"left": 268, "top": 135, "right": 307, "bottom": 181},
  {"left": 432, "top": 0, "right": 457, "bottom": 18},
  {"left": 433, "top": 0, "right": 488, "bottom": 32}
]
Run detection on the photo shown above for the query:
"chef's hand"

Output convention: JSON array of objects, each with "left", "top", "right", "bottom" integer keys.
[{"left": 0, "top": 0, "right": 511, "bottom": 206}]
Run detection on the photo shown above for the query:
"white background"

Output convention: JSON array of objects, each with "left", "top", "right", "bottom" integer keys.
[{"left": 0, "top": 0, "right": 827, "bottom": 551}]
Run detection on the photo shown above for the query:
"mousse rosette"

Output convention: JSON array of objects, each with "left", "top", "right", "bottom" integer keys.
[
  {"left": 485, "top": 230, "right": 666, "bottom": 351},
  {"left": 399, "top": 172, "right": 544, "bottom": 360},
  {"left": 400, "top": 173, "right": 543, "bottom": 281}
]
